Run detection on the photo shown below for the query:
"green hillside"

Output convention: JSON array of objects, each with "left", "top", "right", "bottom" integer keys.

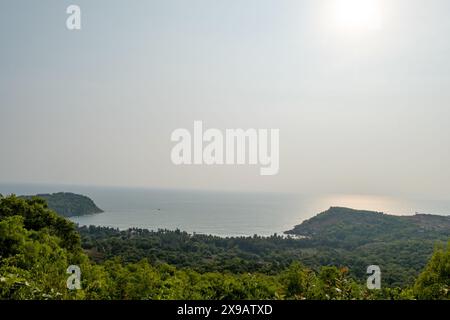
[
  {"left": 286, "top": 207, "right": 450, "bottom": 246},
  {"left": 20, "top": 192, "right": 103, "bottom": 217}
]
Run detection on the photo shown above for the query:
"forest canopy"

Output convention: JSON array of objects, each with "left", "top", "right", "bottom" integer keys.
[{"left": 0, "top": 195, "right": 449, "bottom": 300}]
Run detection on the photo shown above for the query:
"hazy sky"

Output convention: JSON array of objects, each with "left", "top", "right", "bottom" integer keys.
[{"left": 1, "top": 0, "right": 450, "bottom": 199}]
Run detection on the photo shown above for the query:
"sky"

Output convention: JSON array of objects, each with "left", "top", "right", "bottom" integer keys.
[{"left": 1, "top": 0, "right": 450, "bottom": 199}]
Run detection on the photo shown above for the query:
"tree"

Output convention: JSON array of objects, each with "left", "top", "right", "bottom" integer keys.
[{"left": 414, "top": 243, "right": 450, "bottom": 300}]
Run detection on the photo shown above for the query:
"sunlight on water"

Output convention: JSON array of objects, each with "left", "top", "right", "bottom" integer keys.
[{"left": 312, "top": 194, "right": 413, "bottom": 215}]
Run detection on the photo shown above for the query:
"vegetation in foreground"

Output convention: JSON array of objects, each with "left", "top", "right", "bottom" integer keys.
[
  {"left": 79, "top": 207, "right": 450, "bottom": 287},
  {"left": 0, "top": 195, "right": 449, "bottom": 300}
]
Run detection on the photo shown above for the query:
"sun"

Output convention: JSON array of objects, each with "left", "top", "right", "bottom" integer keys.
[{"left": 333, "top": 0, "right": 383, "bottom": 31}]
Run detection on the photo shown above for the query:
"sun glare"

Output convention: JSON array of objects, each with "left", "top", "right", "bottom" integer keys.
[{"left": 333, "top": 0, "right": 382, "bottom": 31}]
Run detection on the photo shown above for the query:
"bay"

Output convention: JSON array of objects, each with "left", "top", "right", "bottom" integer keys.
[{"left": 1, "top": 183, "right": 449, "bottom": 237}]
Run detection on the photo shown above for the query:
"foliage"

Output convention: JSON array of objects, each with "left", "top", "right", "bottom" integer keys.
[
  {"left": 19, "top": 192, "right": 103, "bottom": 217},
  {"left": 78, "top": 219, "right": 447, "bottom": 287},
  {"left": 0, "top": 196, "right": 449, "bottom": 300},
  {"left": 413, "top": 243, "right": 450, "bottom": 299}
]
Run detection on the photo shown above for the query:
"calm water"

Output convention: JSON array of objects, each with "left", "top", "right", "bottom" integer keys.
[{"left": 1, "top": 183, "right": 450, "bottom": 237}]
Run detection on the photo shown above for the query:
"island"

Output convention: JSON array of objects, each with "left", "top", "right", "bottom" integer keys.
[{"left": 20, "top": 192, "right": 103, "bottom": 217}]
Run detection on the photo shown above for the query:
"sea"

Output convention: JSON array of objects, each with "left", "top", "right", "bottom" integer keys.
[{"left": 1, "top": 183, "right": 449, "bottom": 237}]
